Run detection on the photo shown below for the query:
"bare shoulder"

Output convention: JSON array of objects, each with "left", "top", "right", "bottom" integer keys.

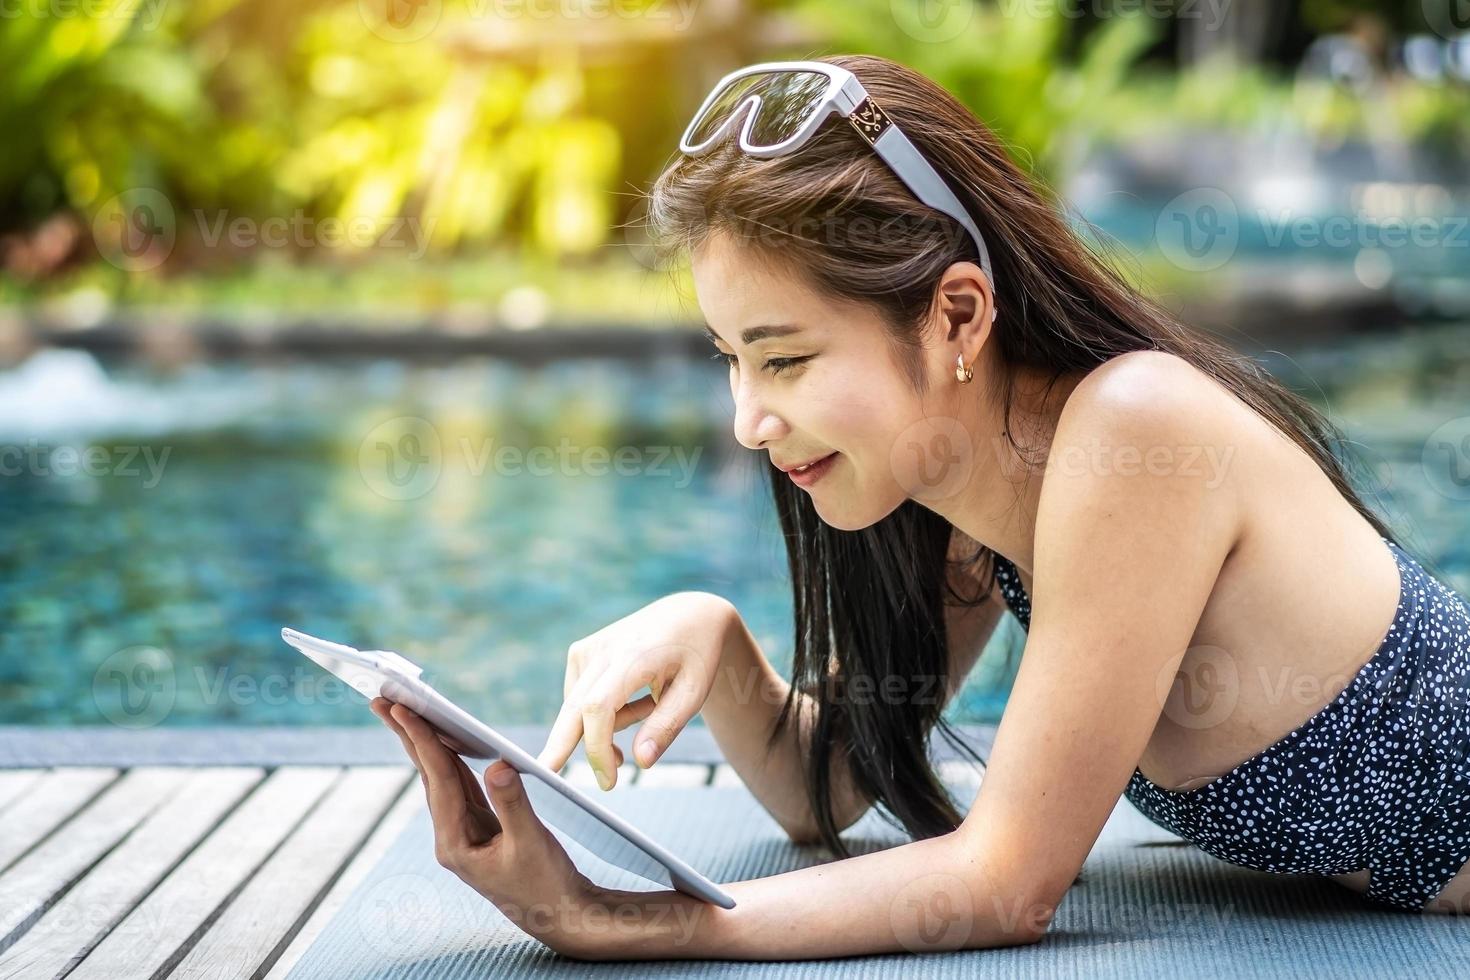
[
  {"left": 1042, "top": 349, "right": 1246, "bottom": 551},
  {"left": 1060, "top": 349, "right": 1237, "bottom": 432},
  {"left": 1054, "top": 350, "right": 1246, "bottom": 475}
]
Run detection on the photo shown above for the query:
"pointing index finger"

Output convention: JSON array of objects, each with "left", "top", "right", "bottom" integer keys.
[{"left": 537, "top": 699, "right": 585, "bottom": 773}]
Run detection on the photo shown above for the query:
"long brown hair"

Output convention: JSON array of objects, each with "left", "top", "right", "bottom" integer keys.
[{"left": 644, "top": 53, "right": 1403, "bottom": 857}]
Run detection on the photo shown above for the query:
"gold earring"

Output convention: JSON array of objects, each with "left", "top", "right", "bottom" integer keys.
[{"left": 955, "top": 353, "right": 973, "bottom": 384}]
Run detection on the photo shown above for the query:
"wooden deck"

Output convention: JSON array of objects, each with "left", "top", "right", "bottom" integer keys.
[
  {"left": 0, "top": 758, "right": 988, "bottom": 979},
  {"left": 0, "top": 720, "right": 994, "bottom": 980}
]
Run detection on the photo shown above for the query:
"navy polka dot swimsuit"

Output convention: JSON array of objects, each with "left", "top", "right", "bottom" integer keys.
[{"left": 991, "top": 534, "right": 1470, "bottom": 913}]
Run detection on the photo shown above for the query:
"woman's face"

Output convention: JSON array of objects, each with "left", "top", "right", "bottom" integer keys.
[{"left": 691, "top": 230, "right": 977, "bottom": 531}]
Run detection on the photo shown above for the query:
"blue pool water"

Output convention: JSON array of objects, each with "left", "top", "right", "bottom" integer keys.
[{"left": 1, "top": 324, "right": 1467, "bottom": 728}]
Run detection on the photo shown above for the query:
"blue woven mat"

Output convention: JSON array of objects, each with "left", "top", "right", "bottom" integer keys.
[{"left": 284, "top": 782, "right": 1468, "bottom": 978}]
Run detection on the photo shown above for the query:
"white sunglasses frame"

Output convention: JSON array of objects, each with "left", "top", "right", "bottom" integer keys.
[{"left": 679, "top": 60, "right": 997, "bottom": 316}]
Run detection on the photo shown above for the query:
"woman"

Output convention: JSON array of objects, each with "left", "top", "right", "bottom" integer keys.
[{"left": 371, "top": 53, "right": 1470, "bottom": 959}]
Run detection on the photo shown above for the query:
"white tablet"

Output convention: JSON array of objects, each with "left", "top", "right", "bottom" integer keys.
[{"left": 281, "top": 627, "right": 736, "bottom": 909}]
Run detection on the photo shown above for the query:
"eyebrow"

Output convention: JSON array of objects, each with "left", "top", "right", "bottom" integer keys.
[{"left": 701, "top": 323, "right": 804, "bottom": 347}]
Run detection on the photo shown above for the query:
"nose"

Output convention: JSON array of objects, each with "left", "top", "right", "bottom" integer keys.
[{"left": 731, "top": 374, "right": 788, "bottom": 451}]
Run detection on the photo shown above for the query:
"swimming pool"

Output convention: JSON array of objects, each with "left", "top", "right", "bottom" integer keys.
[{"left": 1, "top": 323, "right": 1466, "bottom": 728}]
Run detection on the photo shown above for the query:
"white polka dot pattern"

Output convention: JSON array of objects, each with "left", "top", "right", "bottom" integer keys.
[{"left": 990, "top": 536, "right": 1470, "bottom": 913}]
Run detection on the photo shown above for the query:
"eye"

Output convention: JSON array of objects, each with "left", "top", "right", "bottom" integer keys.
[
  {"left": 709, "top": 351, "right": 812, "bottom": 377},
  {"left": 765, "top": 356, "right": 811, "bottom": 377}
]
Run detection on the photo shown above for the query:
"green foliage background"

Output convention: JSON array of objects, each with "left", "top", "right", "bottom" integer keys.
[{"left": 1, "top": 0, "right": 1465, "bottom": 316}]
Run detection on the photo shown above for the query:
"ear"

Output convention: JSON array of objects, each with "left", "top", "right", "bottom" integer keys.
[{"left": 935, "top": 261, "right": 996, "bottom": 346}]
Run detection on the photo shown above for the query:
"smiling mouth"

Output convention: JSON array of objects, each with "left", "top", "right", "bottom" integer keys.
[{"left": 791, "top": 457, "right": 826, "bottom": 473}]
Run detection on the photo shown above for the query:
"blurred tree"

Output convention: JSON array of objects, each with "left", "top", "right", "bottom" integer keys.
[
  {"left": 791, "top": 0, "right": 1159, "bottom": 181},
  {"left": 0, "top": 1, "right": 635, "bottom": 265},
  {"left": 0, "top": 0, "right": 1464, "bottom": 285},
  {"left": 1180, "top": 0, "right": 1293, "bottom": 64}
]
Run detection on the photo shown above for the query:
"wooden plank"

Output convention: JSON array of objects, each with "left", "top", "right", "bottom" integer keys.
[
  {"left": 633, "top": 763, "right": 712, "bottom": 787},
  {"left": 0, "top": 767, "right": 189, "bottom": 954},
  {"left": 0, "top": 771, "right": 44, "bottom": 816},
  {"left": 0, "top": 768, "right": 263, "bottom": 980},
  {"left": 262, "top": 776, "right": 423, "bottom": 980},
  {"left": 168, "top": 766, "right": 413, "bottom": 980},
  {"left": 68, "top": 766, "right": 343, "bottom": 980},
  {"left": 0, "top": 769, "right": 118, "bottom": 873}
]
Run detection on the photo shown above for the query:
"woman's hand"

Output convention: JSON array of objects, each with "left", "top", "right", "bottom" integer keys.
[
  {"left": 536, "top": 592, "right": 739, "bottom": 790},
  {"left": 370, "top": 697, "right": 611, "bottom": 959}
]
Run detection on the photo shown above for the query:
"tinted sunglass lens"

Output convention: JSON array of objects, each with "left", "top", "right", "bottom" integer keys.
[
  {"left": 686, "top": 70, "right": 829, "bottom": 150},
  {"left": 686, "top": 75, "right": 766, "bottom": 147},
  {"left": 745, "top": 72, "right": 829, "bottom": 146}
]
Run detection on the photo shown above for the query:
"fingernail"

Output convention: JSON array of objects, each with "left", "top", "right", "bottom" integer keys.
[
  {"left": 596, "top": 767, "right": 611, "bottom": 791},
  {"left": 637, "top": 739, "right": 658, "bottom": 767},
  {"left": 490, "top": 763, "right": 515, "bottom": 787}
]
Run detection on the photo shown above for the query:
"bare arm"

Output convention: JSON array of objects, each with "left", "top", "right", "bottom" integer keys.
[
  {"left": 701, "top": 533, "right": 1007, "bottom": 843},
  {"left": 555, "top": 356, "right": 1241, "bottom": 961}
]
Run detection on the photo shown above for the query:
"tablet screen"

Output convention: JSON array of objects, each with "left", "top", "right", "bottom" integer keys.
[{"left": 281, "top": 627, "right": 734, "bottom": 906}]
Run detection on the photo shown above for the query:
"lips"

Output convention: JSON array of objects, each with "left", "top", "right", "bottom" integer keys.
[
  {"left": 777, "top": 453, "right": 834, "bottom": 473},
  {"left": 783, "top": 452, "right": 838, "bottom": 488}
]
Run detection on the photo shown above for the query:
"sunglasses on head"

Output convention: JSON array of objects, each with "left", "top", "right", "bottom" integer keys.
[{"left": 679, "top": 60, "right": 997, "bottom": 318}]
